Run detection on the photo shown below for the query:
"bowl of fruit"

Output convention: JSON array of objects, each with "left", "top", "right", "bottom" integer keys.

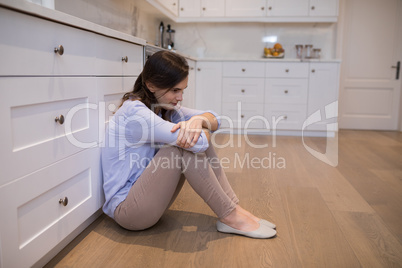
[{"left": 264, "top": 43, "right": 285, "bottom": 58}]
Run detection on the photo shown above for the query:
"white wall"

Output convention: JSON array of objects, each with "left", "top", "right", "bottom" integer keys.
[{"left": 173, "top": 22, "right": 337, "bottom": 60}]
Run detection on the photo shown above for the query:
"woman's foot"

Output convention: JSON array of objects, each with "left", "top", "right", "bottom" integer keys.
[
  {"left": 236, "top": 205, "right": 276, "bottom": 229},
  {"left": 220, "top": 206, "right": 259, "bottom": 232}
]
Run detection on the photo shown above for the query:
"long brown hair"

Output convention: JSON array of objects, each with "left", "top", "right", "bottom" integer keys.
[{"left": 121, "top": 50, "right": 189, "bottom": 112}]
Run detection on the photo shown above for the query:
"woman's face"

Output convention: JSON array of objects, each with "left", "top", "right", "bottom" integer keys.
[{"left": 151, "top": 76, "right": 188, "bottom": 110}]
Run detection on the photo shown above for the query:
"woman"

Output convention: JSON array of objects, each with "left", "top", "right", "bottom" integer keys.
[{"left": 101, "top": 51, "right": 276, "bottom": 239}]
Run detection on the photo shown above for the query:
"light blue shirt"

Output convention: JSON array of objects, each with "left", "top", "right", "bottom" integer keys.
[{"left": 101, "top": 100, "right": 220, "bottom": 218}]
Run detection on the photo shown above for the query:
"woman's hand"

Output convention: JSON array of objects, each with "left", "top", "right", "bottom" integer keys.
[{"left": 171, "top": 116, "right": 206, "bottom": 148}]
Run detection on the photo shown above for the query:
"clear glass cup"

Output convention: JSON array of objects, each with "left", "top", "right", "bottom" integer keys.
[
  {"left": 305, "top": 44, "right": 313, "bottom": 58},
  {"left": 295, "top": 44, "right": 303, "bottom": 59}
]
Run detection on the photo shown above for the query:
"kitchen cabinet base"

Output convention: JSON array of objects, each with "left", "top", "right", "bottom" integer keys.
[{"left": 33, "top": 209, "right": 103, "bottom": 268}]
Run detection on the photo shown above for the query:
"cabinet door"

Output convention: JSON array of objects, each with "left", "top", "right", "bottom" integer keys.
[
  {"left": 201, "top": 0, "right": 225, "bottom": 17},
  {"left": 179, "top": 0, "right": 200, "bottom": 17},
  {"left": 181, "top": 59, "right": 196, "bottom": 108},
  {"left": 309, "top": 0, "right": 338, "bottom": 16},
  {"left": 195, "top": 62, "right": 222, "bottom": 113},
  {"left": 267, "top": 0, "right": 309, "bottom": 16},
  {"left": 307, "top": 63, "right": 339, "bottom": 131},
  {"left": 225, "top": 0, "right": 267, "bottom": 17},
  {"left": 0, "top": 148, "right": 102, "bottom": 268},
  {"left": 158, "top": 0, "right": 179, "bottom": 16}
]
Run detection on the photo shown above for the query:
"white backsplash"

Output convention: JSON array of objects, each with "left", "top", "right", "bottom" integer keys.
[{"left": 174, "top": 22, "right": 337, "bottom": 60}]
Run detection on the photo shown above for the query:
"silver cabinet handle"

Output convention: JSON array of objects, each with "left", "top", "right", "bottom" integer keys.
[
  {"left": 55, "top": 115, "right": 65, "bottom": 125},
  {"left": 122, "top": 56, "right": 128, "bottom": 63},
  {"left": 54, "top": 45, "right": 64, "bottom": 56},
  {"left": 59, "top": 197, "right": 68, "bottom": 206}
]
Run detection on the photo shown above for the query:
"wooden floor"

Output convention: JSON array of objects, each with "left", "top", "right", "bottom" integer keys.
[{"left": 45, "top": 130, "right": 402, "bottom": 268}]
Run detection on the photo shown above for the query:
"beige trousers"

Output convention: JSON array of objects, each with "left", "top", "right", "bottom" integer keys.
[{"left": 114, "top": 145, "right": 239, "bottom": 230}]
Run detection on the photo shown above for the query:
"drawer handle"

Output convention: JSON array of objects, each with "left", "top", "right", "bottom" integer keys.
[
  {"left": 242, "top": 68, "right": 246, "bottom": 72},
  {"left": 268, "top": 6, "right": 272, "bottom": 10},
  {"left": 284, "top": 90, "right": 289, "bottom": 94},
  {"left": 54, "top": 45, "right": 64, "bottom": 56},
  {"left": 55, "top": 115, "right": 65, "bottom": 125},
  {"left": 261, "top": 7, "right": 265, "bottom": 10},
  {"left": 197, "top": 68, "right": 201, "bottom": 71},
  {"left": 285, "top": 69, "right": 289, "bottom": 73},
  {"left": 241, "top": 89, "right": 245, "bottom": 93},
  {"left": 283, "top": 115, "right": 288, "bottom": 120},
  {"left": 311, "top": 6, "right": 315, "bottom": 10},
  {"left": 122, "top": 56, "right": 128, "bottom": 63},
  {"left": 311, "top": 69, "right": 315, "bottom": 73},
  {"left": 241, "top": 114, "right": 244, "bottom": 118},
  {"left": 59, "top": 197, "right": 68, "bottom": 206},
  {"left": 181, "top": 7, "right": 184, "bottom": 11},
  {"left": 203, "top": 7, "right": 206, "bottom": 11}
]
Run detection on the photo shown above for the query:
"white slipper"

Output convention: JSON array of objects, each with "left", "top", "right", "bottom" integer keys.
[
  {"left": 259, "top": 219, "right": 276, "bottom": 229},
  {"left": 216, "top": 221, "right": 277, "bottom": 239}
]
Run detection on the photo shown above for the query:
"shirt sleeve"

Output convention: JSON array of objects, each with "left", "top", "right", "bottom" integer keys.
[
  {"left": 170, "top": 106, "right": 221, "bottom": 132},
  {"left": 122, "top": 101, "right": 209, "bottom": 153}
]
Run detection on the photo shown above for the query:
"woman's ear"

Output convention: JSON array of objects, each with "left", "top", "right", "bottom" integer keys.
[{"left": 146, "top": 82, "right": 155, "bottom": 93}]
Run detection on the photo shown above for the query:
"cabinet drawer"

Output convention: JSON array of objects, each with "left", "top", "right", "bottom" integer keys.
[
  {"left": 265, "top": 78, "right": 308, "bottom": 104},
  {"left": 0, "top": 77, "right": 98, "bottom": 186},
  {"left": 0, "top": 8, "right": 96, "bottom": 76},
  {"left": 223, "top": 62, "right": 265, "bottom": 77},
  {"left": 221, "top": 102, "right": 265, "bottom": 129},
  {"left": 223, "top": 78, "right": 264, "bottom": 103},
  {"left": 264, "top": 104, "right": 307, "bottom": 130},
  {"left": 265, "top": 62, "right": 309, "bottom": 78},
  {"left": 0, "top": 148, "right": 102, "bottom": 268},
  {"left": 95, "top": 35, "right": 143, "bottom": 76}
]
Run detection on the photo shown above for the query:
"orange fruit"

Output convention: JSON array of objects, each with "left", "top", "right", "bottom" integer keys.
[
  {"left": 273, "top": 51, "right": 279, "bottom": 56},
  {"left": 274, "top": 43, "right": 282, "bottom": 49}
]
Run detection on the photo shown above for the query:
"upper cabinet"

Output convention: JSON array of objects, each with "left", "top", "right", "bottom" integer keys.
[
  {"left": 149, "top": 0, "right": 338, "bottom": 22},
  {"left": 226, "top": 0, "right": 266, "bottom": 17},
  {"left": 158, "top": 0, "right": 179, "bottom": 16},
  {"left": 180, "top": 0, "right": 225, "bottom": 17}
]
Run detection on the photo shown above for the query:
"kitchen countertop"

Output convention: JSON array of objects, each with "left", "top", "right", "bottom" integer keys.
[
  {"left": 196, "top": 57, "right": 342, "bottom": 63},
  {"left": 0, "top": 0, "right": 146, "bottom": 46}
]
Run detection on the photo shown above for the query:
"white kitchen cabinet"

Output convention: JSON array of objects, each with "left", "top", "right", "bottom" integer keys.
[
  {"left": 179, "top": 0, "right": 200, "bottom": 17},
  {"left": 309, "top": 0, "right": 338, "bottom": 17},
  {"left": 266, "top": 0, "right": 309, "bottom": 16},
  {"left": 221, "top": 62, "right": 265, "bottom": 129},
  {"left": 179, "top": 0, "right": 224, "bottom": 17},
  {"left": 0, "top": 6, "right": 143, "bottom": 267},
  {"left": 195, "top": 61, "right": 222, "bottom": 113},
  {"left": 0, "top": 147, "right": 102, "bottom": 268},
  {"left": 306, "top": 62, "right": 340, "bottom": 131},
  {"left": 181, "top": 59, "right": 196, "bottom": 108},
  {"left": 225, "top": 0, "right": 267, "bottom": 17},
  {"left": 158, "top": 0, "right": 179, "bottom": 16},
  {"left": 0, "top": 8, "right": 96, "bottom": 76},
  {"left": 265, "top": 62, "right": 309, "bottom": 130}
]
